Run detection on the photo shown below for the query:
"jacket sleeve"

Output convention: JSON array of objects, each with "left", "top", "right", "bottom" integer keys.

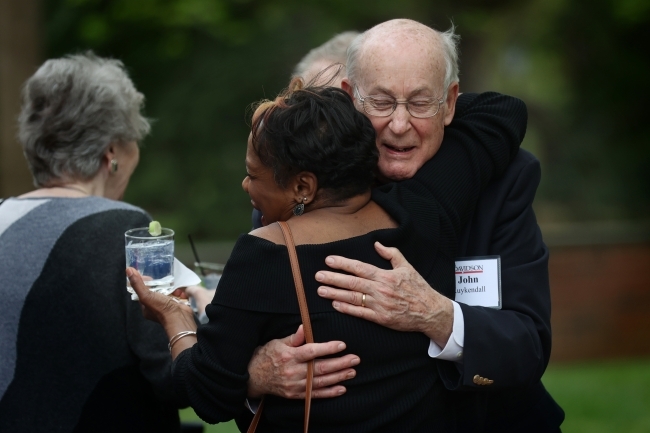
[
  {"left": 432, "top": 92, "right": 527, "bottom": 257},
  {"left": 437, "top": 156, "right": 552, "bottom": 390},
  {"left": 382, "top": 92, "right": 528, "bottom": 267}
]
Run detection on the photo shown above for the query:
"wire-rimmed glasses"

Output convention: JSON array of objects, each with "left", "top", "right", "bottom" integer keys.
[{"left": 354, "top": 86, "right": 444, "bottom": 118}]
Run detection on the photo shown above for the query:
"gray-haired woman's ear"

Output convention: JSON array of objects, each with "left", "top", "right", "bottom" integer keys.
[{"left": 18, "top": 52, "right": 150, "bottom": 187}]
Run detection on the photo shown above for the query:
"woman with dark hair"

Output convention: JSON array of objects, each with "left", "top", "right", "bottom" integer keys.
[{"left": 129, "top": 80, "right": 524, "bottom": 432}]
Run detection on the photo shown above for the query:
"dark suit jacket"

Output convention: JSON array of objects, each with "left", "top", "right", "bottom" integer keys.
[{"left": 443, "top": 148, "right": 564, "bottom": 432}]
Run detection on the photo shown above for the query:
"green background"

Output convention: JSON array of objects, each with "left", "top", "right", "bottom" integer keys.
[{"left": 44, "top": 0, "right": 650, "bottom": 242}]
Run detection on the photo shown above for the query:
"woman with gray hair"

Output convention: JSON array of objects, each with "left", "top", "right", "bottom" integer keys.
[{"left": 0, "top": 53, "right": 184, "bottom": 432}]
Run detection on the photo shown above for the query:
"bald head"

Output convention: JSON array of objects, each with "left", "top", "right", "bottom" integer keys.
[
  {"left": 347, "top": 19, "right": 459, "bottom": 92},
  {"left": 341, "top": 19, "right": 461, "bottom": 181}
]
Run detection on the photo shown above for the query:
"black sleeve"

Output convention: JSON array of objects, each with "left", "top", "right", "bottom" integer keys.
[
  {"left": 375, "top": 92, "right": 527, "bottom": 264},
  {"left": 170, "top": 236, "right": 292, "bottom": 423},
  {"left": 171, "top": 307, "right": 270, "bottom": 423}
]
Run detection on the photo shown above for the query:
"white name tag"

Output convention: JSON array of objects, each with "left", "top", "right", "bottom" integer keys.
[{"left": 454, "top": 256, "right": 501, "bottom": 309}]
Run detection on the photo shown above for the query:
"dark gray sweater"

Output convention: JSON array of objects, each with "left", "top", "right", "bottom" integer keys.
[{"left": 0, "top": 196, "right": 180, "bottom": 433}]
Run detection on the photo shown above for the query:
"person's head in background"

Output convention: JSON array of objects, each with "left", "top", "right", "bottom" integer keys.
[
  {"left": 342, "top": 19, "right": 460, "bottom": 181},
  {"left": 292, "top": 31, "right": 360, "bottom": 88},
  {"left": 19, "top": 52, "right": 150, "bottom": 200}
]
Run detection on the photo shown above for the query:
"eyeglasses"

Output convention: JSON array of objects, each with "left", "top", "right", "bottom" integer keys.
[{"left": 354, "top": 86, "right": 444, "bottom": 119}]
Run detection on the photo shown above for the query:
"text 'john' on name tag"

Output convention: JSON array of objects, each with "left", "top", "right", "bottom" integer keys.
[{"left": 454, "top": 256, "right": 501, "bottom": 309}]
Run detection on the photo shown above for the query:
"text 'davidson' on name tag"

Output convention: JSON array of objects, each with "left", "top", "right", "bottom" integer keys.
[{"left": 454, "top": 256, "right": 501, "bottom": 309}]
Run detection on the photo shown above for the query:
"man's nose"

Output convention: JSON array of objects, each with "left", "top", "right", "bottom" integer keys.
[
  {"left": 242, "top": 176, "right": 249, "bottom": 192},
  {"left": 388, "top": 104, "right": 412, "bottom": 135}
]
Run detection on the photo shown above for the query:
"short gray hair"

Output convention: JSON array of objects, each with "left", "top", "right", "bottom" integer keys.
[
  {"left": 293, "top": 31, "right": 360, "bottom": 78},
  {"left": 347, "top": 21, "right": 460, "bottom": 93},
  {"left": 18, "top": 52, "right": 151, "bottom": 186},
  {"left": 439, "top": 25, "right": 461, "bottom": 92}
]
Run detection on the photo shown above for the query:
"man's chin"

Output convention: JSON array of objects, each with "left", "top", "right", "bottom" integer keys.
[{"left": 378, "top": 162, "right": 419, "bottom": 181}]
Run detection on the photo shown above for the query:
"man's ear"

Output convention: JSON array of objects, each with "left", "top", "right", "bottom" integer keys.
[
  {"left": 341, "top": 79, "right": 354, "bottom": 99},
  {"left": 291, "top": 171, "right": 318, "bottom": 204},
  {"left": 443, "top": 82, "right": 460, "bottom": 127}
]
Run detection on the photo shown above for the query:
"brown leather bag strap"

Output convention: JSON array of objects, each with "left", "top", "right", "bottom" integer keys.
[
  {"left": 247, "top": 221, "right": 314, "bottom": 433},
  {"left": 277, "top": 221, "right": 315, "bottom": 344},
  {"left": 278, "top": 221, "right": 314, "bottom": 433},
  {"left": 246, "top": 397, "right": 265, "bottom": 433}
]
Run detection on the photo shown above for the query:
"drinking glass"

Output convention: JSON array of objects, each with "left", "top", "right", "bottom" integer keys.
[
  {"left": 194, "top": 262, "right": 225, "bottom": 290},
  {"left": 125, "top": 227, "right": 175, "bottom": 296}
]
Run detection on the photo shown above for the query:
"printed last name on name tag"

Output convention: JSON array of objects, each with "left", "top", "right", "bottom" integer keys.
[{"left": 454, "top": 256, "right": 501, "bottom": 309}]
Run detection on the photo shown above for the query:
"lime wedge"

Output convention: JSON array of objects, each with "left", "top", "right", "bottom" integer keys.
[{"left": 148, "top": 221, "right": 162, "bottom": 236}]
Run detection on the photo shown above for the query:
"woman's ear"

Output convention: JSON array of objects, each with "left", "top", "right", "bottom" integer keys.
[
  {"left": 291, "top": 172, "right": 318, "bottom": 204},
  {"left": 103, "top": 144, "right": 117, "bottom": 172}
]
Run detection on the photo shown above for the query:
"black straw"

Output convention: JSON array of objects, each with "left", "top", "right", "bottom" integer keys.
[{"left": 187, "top": 234, "right": 206, "bottom": 276}]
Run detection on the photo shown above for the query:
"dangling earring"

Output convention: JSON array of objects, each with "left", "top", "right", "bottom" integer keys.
[
  {"left": 293, "top": 197, "right": 307, "bottom": 216},
  {"left": 110, "top": 159, "right": 118, "bottom": 173}
]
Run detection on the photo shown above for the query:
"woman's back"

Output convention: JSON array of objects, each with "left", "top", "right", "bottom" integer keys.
[
  {"left": 0, "top": 197, "right": 179, "bottom": 433},
  {"left": 175, "top": 191, "right": 454, "bottom": 432}
]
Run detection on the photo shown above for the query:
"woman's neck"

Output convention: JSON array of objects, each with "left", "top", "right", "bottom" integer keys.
[
  {"left": 19, "top": 179, "right": 105, "bottom": 199},
  {"left": 283, "top": 190, "right": 397, "bottom": 245},
  {"left": 305, "top": 190, "right": 373, "bottom": 217}
]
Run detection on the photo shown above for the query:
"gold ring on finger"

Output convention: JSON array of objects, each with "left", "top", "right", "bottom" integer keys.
[{"left": 361, "top": 293, "right": 366, "bottom": 308}]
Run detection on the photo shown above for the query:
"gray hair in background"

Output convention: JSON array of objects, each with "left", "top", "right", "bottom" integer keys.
[
  {"left": 18, "top": 52, "right": 151, "bottom": 187},
  {"left": 347, "top": 22, "right": 460, "bottom": 92},
  {"left": 292, "top": 31, "right": 360, "bottom": 78}
]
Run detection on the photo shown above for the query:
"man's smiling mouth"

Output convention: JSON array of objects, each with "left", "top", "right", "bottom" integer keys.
[{"left": 384, "top": 143, "right": 415, "bottom": 153}]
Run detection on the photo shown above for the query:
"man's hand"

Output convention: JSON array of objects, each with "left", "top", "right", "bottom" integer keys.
[
  {"left": 315, "top": 242, "right": 454, "bottom": 348},
  {"left": 247, "top": 325, "right": 360, "bottom": 399}
]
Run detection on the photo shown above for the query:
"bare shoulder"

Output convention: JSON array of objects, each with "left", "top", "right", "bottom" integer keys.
[{"left": 249, "top": 223, "right": 286, "bottom": 245}]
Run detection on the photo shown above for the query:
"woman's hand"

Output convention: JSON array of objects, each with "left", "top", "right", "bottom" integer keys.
[
  {"left": 126, "top": 267, "right": 194, "bottom": 325},
  {"left": 126, "top": 267, "right": 198, "bottom": 358}
]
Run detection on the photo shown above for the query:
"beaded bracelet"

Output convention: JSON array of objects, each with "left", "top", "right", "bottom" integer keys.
[{"left": 168, "top": 330, "right": 197, "bottom": 352}]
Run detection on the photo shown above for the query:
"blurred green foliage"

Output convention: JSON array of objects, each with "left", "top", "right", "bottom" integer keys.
[
  {"left": 44, "top": 0, "right": 649, "bottom": 241},
  {"left": 543, "top": 358, "right": 650, "bottom": 433}
]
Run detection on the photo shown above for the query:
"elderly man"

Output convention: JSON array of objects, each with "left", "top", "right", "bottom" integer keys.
[{"left": 244, "top": 19, "right": 564, "bottom": 432}]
